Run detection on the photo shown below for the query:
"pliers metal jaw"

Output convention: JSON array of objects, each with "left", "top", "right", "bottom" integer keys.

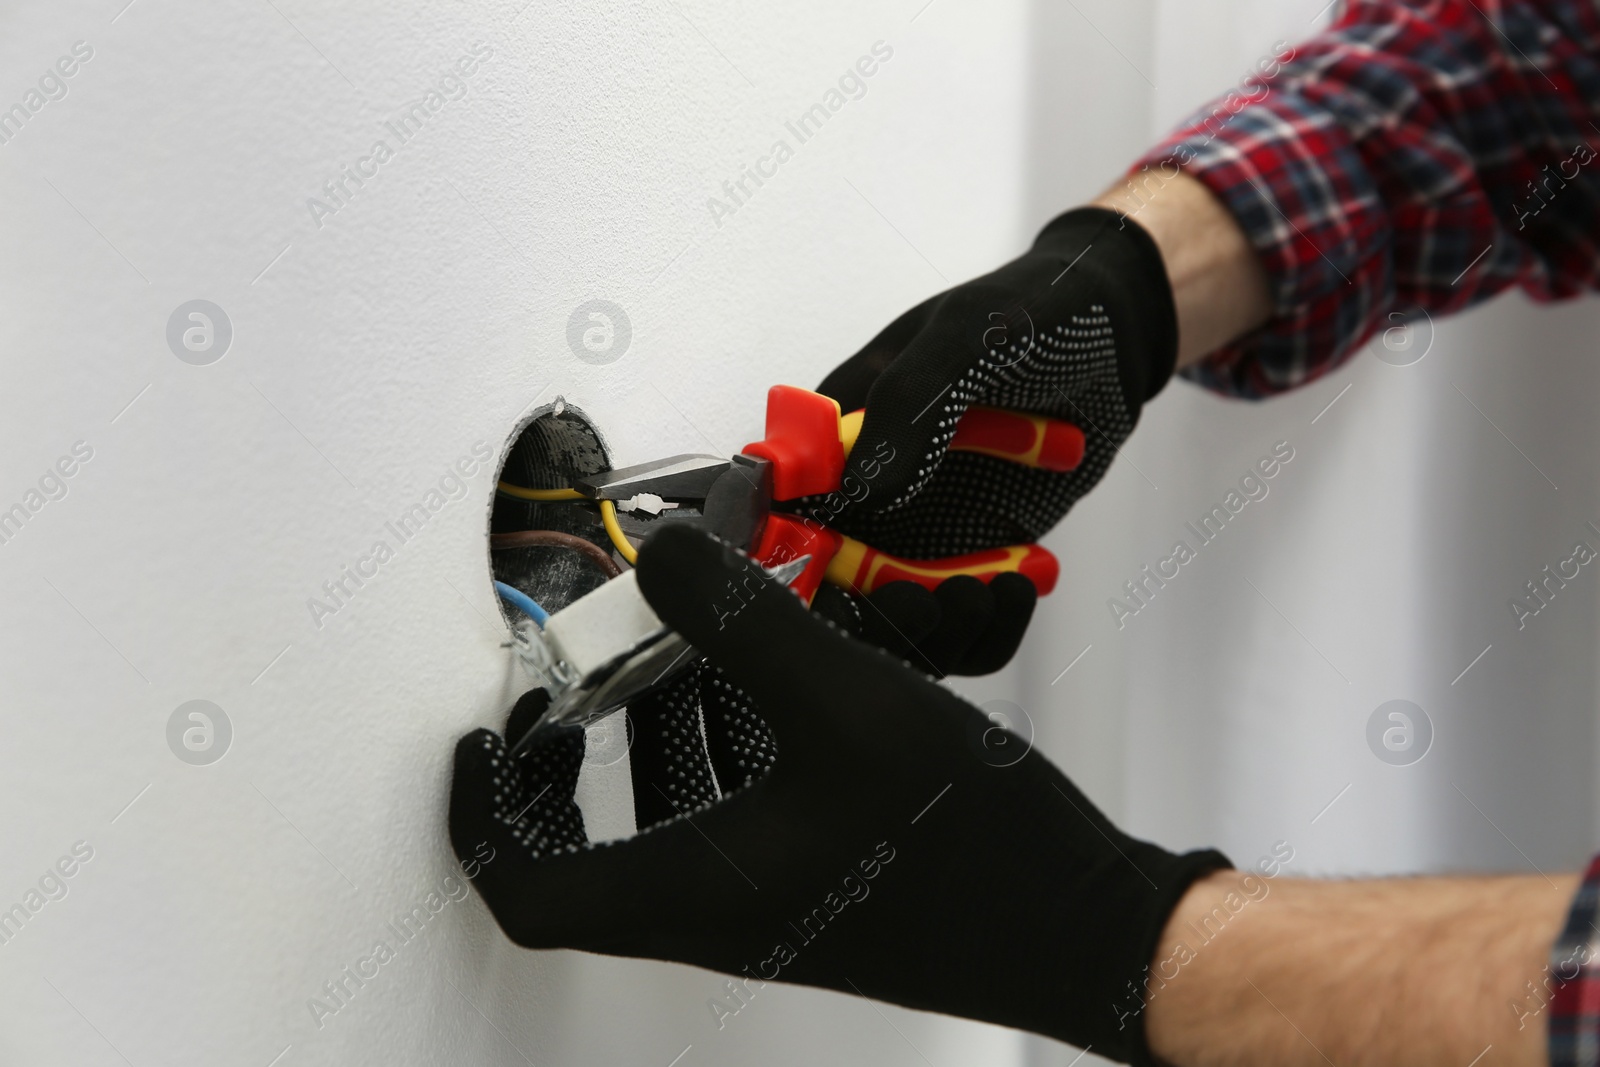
[{"left": 586, "top": 452, "right": 774, "bottom": 549}]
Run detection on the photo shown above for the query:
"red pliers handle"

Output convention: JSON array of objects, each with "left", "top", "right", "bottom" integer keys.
[{"left": 740, "top": 387, "right": 1080, "bottom": 602}]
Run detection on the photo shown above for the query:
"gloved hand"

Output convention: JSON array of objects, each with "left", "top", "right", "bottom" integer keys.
[
  {"left": 808, "top": 572, "right": 1037, "bottom": 677},
  {"left": 499, "top": 579, "right": 1033, "bottom": 840},
  {"left": 450, "top": 525, "right": 1228, "bottom": 1063},
  {"left": 815, "top": 206, "right": 1177, "bottom": 560}
]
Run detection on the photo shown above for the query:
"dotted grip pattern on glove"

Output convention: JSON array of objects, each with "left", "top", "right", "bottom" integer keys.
[
  {"left": 471, "top": 660, "right": 778, "bottom": 867},
  {"left": 812, "top": 207, "right": 1178, "bottom": 560}
]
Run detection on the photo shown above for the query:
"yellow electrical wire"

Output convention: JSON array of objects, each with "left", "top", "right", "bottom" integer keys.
[
  {"left": 495, "top": 480, "right": 637, "bottom": 564},
  {"left": 598, "top": 499, "right": 639, "bottom": 564},
  {"left": 497, "top": 482, "right": 585, "bottom": 502}
]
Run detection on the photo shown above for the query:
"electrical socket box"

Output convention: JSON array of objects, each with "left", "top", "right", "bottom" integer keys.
[{"left": 490, "top": 401, "right": 618, "bottom": 618}]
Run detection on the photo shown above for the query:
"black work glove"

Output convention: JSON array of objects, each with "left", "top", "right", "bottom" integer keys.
[
  {"left": 815, "top": 206, "right": 1178, "bottom": 560},
  {"left": 808, "top": 572, "right": 1036, "bottom": 677},
  {"left": 450, "top": 526, "right": 1228, "bottom": 1063}
]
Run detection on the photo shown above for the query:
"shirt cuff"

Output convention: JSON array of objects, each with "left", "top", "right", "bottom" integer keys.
[
  {"left": 1549, "top": 854, "right": 1600, "bottom": 1067},
  {"left": 1130, "top": 87, "right": 1393, "bottom": 399}
]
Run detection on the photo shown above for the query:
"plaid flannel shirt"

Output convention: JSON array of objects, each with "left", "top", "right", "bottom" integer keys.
[
  {"left": 1133, "top": 3, "right": 1600, "bottom": 1063},
  {"left": 1134, "top": 0, "right": 1600, "bottom": 397},
  {"left": 1550, "top": 855, "right": 1600, "bottom": 1067}
]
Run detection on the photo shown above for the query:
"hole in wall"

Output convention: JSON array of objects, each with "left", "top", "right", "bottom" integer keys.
[
  {"left": 489, "top": 400, "right": 618, "bottom": 624},
  {"left": 490, "top": 400, "right": 641, "bottom": 812}
]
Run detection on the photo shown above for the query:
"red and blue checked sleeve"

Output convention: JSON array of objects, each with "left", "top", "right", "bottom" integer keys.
[
  {"left": 1549, "top": 854, "right": 1600, "bottom": 1067},
  {"left": 1130, "top": 0, "right": 1600, "bottom": 398}
]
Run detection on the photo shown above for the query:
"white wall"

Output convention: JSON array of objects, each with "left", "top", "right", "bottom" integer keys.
[
  {"left": 7, "top": 1, "right": 1593, "bottom": 1065},
  {"left": 0, "top": 0, "right": 1043, "bottom": 1064}
]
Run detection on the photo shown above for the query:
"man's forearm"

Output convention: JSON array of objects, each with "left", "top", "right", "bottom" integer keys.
[
  {"left": 1143, "top": 869, "right": 1579, "bottom": 1067},
  {"left": 1092, "top": 172, "right": 1272, "bottom": 370}
]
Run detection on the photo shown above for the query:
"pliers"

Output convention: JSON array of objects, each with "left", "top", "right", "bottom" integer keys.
[
  {"left": 507, "top": 386, "right": 1084, "bottom": 743},
  {"left": 584, "top": 385, "right": 1080, "bottom": 603}
]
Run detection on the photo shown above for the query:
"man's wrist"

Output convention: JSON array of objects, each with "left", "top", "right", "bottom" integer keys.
[
  {"left": 1091, "top": 170, "right": 1272, "bottom": 372},
  {"left": 1143, "top": 869, "right": 1578, "bottom": 1067}
]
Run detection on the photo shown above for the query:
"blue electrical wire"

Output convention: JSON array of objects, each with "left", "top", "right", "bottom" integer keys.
[{"left": 494, "top": 580, "right": 549, "bottom": 627}]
